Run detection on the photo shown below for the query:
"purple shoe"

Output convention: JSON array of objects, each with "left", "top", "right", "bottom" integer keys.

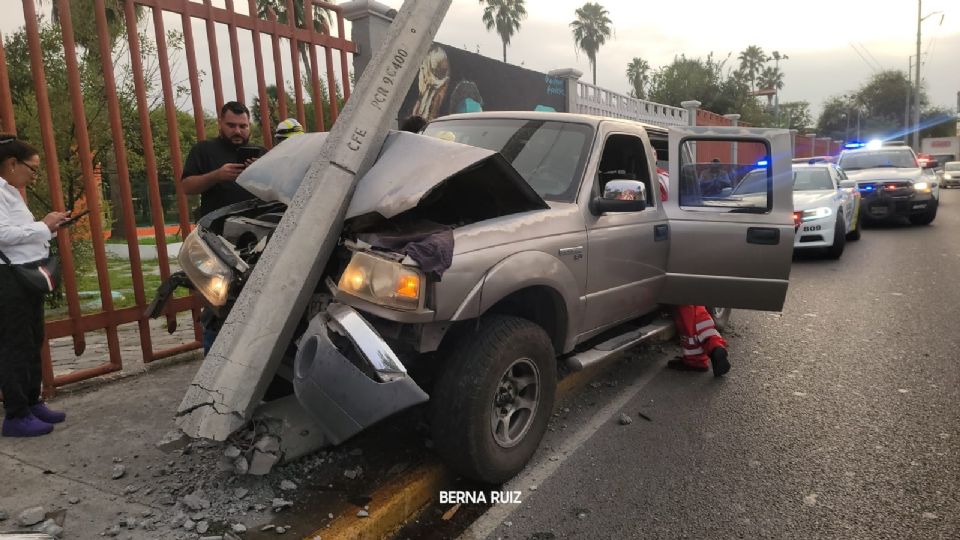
[
  {"left": 30, "top": 402, "right": 66, "bottom": 424},
  {"left": 2, "top": 414, "right": 54, "bottom": 437}
]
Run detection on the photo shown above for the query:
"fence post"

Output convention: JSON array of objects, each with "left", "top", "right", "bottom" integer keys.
[
  {"left": 342, "top": 0, "right": 398, "bottom": 80},
  {"left": 681, "top": 100, "right": 701, "bottom": 127},
  {"left": 724, "top": 113, "right": 740, "bottom": 163},
  {"left": 547, "top": 68, "right": 582, "bottom": 114}
]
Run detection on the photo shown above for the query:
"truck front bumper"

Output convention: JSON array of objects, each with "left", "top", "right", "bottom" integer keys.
[{"left": 292, "top": 303, "right": 428, "bottom": 445}]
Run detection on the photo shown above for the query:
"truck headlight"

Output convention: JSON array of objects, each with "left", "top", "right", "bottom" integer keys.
[
  {"left": 800, "top": 207, "right": 832, "bottom": 221},
  {"left": 338, "top": 251, "right": 424, "bottom": 310},
  {"left": 913, "top": 181, "right": 930, "bottom": 191},
  {"left": 178, "top": 228, "right": 234, "bottom": 307}
]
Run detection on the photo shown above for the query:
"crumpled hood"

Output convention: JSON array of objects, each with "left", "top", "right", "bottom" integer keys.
[
  {"left": 238, "top": 130, "right": 547, "bottom": 221},
  {"left": 844, "top": 168, "right": 922, "bottom": 183},
  {"left": 793, "top": 190, "right": 838, "bottom": 211}
]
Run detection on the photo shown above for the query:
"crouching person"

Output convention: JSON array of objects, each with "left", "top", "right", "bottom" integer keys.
[{"left": 666, "top": 305, "right": 730, "bottom": 377}]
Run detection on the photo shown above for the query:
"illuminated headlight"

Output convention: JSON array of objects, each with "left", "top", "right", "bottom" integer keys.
[
  {"left": 800, "top": 206, "right": 832, "bottom": 221},
  {"left": 178, "top": 228, "right": 234, "bottom": 307},
  {"left": 944, "top": 173, "right": 953, "bottom": 179},
  {"left": 913, "top": 182, "right": 930, "bottom": 191},
  {"left": 338, "top": 251, "right": 424, "bottom": 311}
]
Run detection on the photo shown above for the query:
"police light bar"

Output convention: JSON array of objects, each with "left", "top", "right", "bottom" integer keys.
[
  {"left": 844, "top": 142, "right": 865, "bottom": 149},
  {"left": 756, "top": 160, "right": 769, "bottom": 167}
]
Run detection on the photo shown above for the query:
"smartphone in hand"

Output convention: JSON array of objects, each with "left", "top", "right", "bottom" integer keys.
[
  {"left": 59, "top": 208, "right": 91, "bottom": 228},
  {"left": 237, "top": 146, "right": 263, "bottom": 164}
]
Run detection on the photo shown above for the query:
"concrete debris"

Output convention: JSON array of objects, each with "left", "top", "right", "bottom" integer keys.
[
  {"left": 922, "top": 512, "right": 938, "bottom": 519},
  {"left": 233, "top": 456, "right": 250, "bottom": 475},
  {"left": 184, "top": 518, "right": 196, "bottom": 531},
  {"left": 343, "top": 469, "right": 358, "bottom": 480},
  {"left": 232, "top": 523, "right": 248, "bottom": 533},
  {"left": 618, "top": 412, "right": 633, "bottom": 425},
  {"left": 200, "top": 536, "right": 225, "bottom": 540},
  {"left": 123, "top": 484, "right": 139, "bottom": 495},
  {"left": 156, "top": 429, "right": 189, "bottom": 452},
  {"left": 275, "top": 526, "right": 287, "bottom": 534},
  {"left": 39, "top": 518, "right": 64, "bottom": 538},
  {"left": 224, "top": 445, "right": 242, "bottom": 459},
  {"left": 183, "top": 492, "right": 211, "bottom": 511},
  {"left": 272, "top": 498, "right": 294, "bottom": 512},
  {"left": 105, "top": 524, "right": 121, "bottom": 536},
  {"left": 197, "top": 520, "right": 210, "bottom": 533},
  {"left": 803, "top": 494, "right": 818, "bottom": 506},
  {"left": 18, "top": 506, "right": 46, "bottom": 527},
  {"left": 254, "top": 436, "right": 281, "bottom": 454},
  {"left": 67, "top": 496, "right": 80, "bottom": 504},
  {"left": 234, "top": 488, "right": 249, "bottom": 499},
  {"left": 279, "top": 480, "right": 297, "bottom": 491},
  {"left": 357, "top": 509, "right": 370, "bottom": 518},
  {"left": 111, "top": 464, "right": 126, "bottom": 479},
  {"left": 261, "top": 524, "right": 276, "bottom": 531},
  {"left": 248, "top": 450, "right": 279, "bottom": 476}
]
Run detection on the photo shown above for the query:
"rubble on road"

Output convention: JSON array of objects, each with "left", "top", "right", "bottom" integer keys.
[{"left": 18, "top": 506, "right": 46, "bottom": 526}]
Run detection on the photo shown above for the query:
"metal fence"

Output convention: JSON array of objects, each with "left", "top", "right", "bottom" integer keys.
[{"left": 0, "top": 0, "right": 354, "bottom": 395}]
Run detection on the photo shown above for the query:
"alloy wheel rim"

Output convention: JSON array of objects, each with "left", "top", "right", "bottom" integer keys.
[{"left": 490, "top": 357, "right": 541, "bottom": 448}]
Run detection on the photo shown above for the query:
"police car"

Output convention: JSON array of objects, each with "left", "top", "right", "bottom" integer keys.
[{"left": 791, "top": 163, "right": 861, "bottom": 259}]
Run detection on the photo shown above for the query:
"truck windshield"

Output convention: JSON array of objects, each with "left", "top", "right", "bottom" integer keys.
[
  {"left": 423, "top": 118, "right": 594, "bottom": 202},
  {"left": 838, "top": 150, "right": 917, "bottom": 170},
  {"left": 945, "top": 162, "right": 960, "bottom": 172}
]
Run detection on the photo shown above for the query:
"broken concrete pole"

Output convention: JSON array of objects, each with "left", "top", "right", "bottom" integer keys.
[{"left": 176, "top": 0, "right": 453, "bottom": 441}]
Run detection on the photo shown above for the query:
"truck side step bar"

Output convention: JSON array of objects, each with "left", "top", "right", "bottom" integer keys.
[{"left": 566, "top": 320, "right": 674, "bottom": 372}]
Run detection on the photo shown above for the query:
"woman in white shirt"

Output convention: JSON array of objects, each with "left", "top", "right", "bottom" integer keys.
[{"left": 0, "top": 134, "right": 69, "bottom": 437}]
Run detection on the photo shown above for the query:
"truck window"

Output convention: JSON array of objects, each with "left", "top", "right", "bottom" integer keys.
[
  {"left": 678, "top": 139, "right": 772, "bottom": 212},
  {"left": 597, "top": 134, "right": 653, "bottom": 206},
  {"left": 423, "top": 118, "right": 593, "bottom": 203}
]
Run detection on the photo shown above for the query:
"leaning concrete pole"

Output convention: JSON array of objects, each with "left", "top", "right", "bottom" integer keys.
[{"left": 177, "top": 0, "right": 452, "bottom": 440}]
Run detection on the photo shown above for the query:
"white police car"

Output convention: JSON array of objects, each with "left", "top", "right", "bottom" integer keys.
[{"left": 792, "top": 163, "right": 861, "bottom": 259}]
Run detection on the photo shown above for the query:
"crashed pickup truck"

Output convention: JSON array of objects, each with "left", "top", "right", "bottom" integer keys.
[{"left": 153, "top": 111, "right": 795, "bottom": 483}]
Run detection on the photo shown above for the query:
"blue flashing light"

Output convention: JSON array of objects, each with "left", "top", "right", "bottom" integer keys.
[
  {"left": 844, "top": 142, "right": 865, "bottom": 149},
  {"left": 859, "top": 185, "right": 875, "bottom": 192},
  {"left": 756, "top": 160, "right": 769, "bottom": 167}
]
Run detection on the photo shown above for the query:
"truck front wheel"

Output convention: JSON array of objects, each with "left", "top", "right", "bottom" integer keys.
[{"left": 431, "top": 315, "right": 556, "bottom": 484}]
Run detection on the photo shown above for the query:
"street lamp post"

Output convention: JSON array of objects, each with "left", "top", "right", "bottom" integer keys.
[{"left": 914, "top": 1, "right": 945, "bottom": 149}]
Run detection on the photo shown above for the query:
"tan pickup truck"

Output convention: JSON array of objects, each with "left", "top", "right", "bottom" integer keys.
[{"left": 154, "top": 111, "right": 795, "bottom": 483}]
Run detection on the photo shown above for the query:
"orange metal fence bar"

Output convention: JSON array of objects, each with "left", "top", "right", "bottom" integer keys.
[{"left": 0, "top": 31, "right": 15, "bottom": 133}]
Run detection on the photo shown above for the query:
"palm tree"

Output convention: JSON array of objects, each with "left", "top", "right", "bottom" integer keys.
[
  {"left": 478, "top": 0, "right": 527, "bottom": 63},
  {"left": 736, "top": 45, "right": 767, "bottom": 93},
  {"left": 758, "top": 66, "right": 784, "bottom": 106},
  {"left": 626, "top": 57, "right": 649, "bottom": 99},
  {"left": 570, "top": 2, "right": 613, "bottom": 85}
]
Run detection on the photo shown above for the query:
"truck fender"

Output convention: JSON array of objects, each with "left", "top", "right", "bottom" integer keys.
[{"left": 450, "top": 251, "right": 583, "bottom": 351}]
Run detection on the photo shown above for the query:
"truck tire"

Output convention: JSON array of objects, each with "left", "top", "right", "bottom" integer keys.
[
  {"left": 825, "top": 214, "right": 846, "bottom": 259},
  {"left": 846, "top": 210, "right": 861, "bottom": 241},
  {"left": 909, "top": 202, "right": 937, "bottom": 225},
  {"left": 706, "top": 307, "right": 731, "bottom": 332},
  {"left": 431, "top": 315, "right": 556, "bottom": 484}
]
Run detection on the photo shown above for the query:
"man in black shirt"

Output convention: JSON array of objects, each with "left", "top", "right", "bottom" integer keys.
[{"left": 181, "top": 101, "right": 264, "bottom": 218}]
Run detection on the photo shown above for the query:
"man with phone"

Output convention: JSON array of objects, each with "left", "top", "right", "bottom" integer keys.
[
  {"left": 180, "top": 101, "right": 265, "bottom": 219},
  {"left": 180, "top": 101, "right": 265, "bottom": 354}
]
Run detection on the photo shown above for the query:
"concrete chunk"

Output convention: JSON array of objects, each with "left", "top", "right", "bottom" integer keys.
[{"left": 18, "top": 506, "right": 46, "bottom": 526}]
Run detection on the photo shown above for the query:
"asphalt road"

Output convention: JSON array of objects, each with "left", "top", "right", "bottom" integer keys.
[{"left": 464, "top": 189, "right": 960, "bottom": 540}]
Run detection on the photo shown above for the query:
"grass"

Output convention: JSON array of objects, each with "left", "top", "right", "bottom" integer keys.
[
  {"left": 45, "top": 255, "right": 190, "bottom": 320},
  {"left": 105, "top": 234, "right": 182, "bottom": 246}
]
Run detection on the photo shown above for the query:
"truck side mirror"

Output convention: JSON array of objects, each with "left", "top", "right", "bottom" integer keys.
[{"left": 592, "top": 180, "right": 647, "bottom": 214}]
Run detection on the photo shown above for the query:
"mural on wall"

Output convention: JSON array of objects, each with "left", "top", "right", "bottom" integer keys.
[{"left": 399, "top": 43, "right": 567, "bottom": 122}]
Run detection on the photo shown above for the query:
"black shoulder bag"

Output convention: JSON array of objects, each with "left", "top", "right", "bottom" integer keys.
[{"left": 0, "top": 248, "right": 61, "bottom": 295}]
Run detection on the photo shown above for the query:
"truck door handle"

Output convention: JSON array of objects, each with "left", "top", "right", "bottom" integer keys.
[
  {"left": 654, "top": 224, "right": 669, "bottom": 241},
  {"left": 746, "top": 227, "right": 780, "bottom": 245}
]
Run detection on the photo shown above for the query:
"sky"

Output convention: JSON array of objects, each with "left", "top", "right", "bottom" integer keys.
[
  {"left": 425, "top": 0, "right": 960, "bottom": 118},
  {"left": 2, "top": 0, "right": 958, "bottom": 122}
]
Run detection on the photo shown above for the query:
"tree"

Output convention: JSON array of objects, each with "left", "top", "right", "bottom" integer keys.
[
  {"left": 736, "top": 45, "right": 767, "bottom": 93},
  {"left": 570, "top": 2, "right": 612, "bottom": 85},
  {"left": 757, "top": 66, "right": 784, "bottom": 106},
  {"left": 256, "top": 0, "right": 331, "bottom": 84},
  {"left": 816, "top": 95, "right": 856, "bottom": 141},
  {"left": 626, "top": 57, "right": 649, "bottom": 99},
  {"left": 778, "top": 101, "right": 811, "bottom": 131},
  {"left": 478, "top": 0, "right": 527, "bottom": 63}
]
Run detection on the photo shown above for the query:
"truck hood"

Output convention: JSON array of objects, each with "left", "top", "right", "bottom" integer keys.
[
  {"left": 792, "top": 190, "right": 838, "bottom": 211},
  {"left": 452, "top": 202, "right": 582, "bottom": 255},
  {"left": 843, "top": 167, "right": 921, "bottom": 183},
  {"left": 238, "top": 130, "right": 547, "bottom": 221},
  {"left": 346, "top": 131, "right": 548, "bottom": 220}
]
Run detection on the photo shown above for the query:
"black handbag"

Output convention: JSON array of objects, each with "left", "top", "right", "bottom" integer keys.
[{"left": 0, "top": 248, "right": 61, "bottom": 295}]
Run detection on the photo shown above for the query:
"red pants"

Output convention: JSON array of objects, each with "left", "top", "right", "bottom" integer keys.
[{"left": 671, "top": 305, "right": 727, "bottom": 369}]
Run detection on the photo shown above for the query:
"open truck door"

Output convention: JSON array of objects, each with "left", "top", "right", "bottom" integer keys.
[{"left": 658, "top": 127, "right": 794, "bottom": 311}]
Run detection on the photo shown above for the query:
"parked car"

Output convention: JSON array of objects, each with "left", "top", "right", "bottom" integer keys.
[
  {"left": 791, "top": 163, "right": 861, "bottom": 259},
  {"left": 151, "top": 112, "right": 796, "bottom": 483},
  {"left": 942, "top": 161, "right": 960, "bottom": 188},
  {"left": 836, "top": 145, "right": 937, "bottom": 225}
]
